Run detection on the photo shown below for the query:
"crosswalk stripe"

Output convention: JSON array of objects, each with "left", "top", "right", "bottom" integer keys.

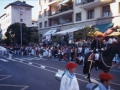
[{"left": 0, "top": 59, "right": 9, "bottom": 62}]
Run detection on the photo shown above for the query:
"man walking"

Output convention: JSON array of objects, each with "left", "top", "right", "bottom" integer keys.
[{"left": 60, "top": 62, "right": 80, "bottom": 90}]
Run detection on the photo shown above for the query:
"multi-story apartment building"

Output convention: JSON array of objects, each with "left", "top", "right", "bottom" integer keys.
[
  {"left": 0, "top": 0, "right": 33, "bottom": 39},
  {"left": 38, "top": 0, "right": 120, "bottom": 38}
]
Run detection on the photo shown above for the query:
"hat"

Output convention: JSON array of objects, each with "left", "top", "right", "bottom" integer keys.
[
  {"left": 99, "top": 73, "right": 114, "bottom": 80},
  {"left": 97, "top": 34, "right": 103, "bottom": 38},
  {"left": 66, "top": 62, "right": 77, "bottom": 69}
]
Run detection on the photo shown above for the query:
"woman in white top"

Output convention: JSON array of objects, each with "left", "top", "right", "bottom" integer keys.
[
  {"left": 48, "top": 47, "right": 52, "bottom": 58},
  {"left": 60, "top": 62, "right": 80, "bottom": 90}
]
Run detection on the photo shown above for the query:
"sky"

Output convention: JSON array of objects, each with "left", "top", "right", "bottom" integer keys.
[{"left": 0, "top": 0, "right": 38, "bottom": 20}]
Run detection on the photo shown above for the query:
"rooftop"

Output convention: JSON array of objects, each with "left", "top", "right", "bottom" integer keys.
[
  {"left": 4, "top": 0, "right": 33, "bottom": 9},
  {"left": 0, "top": 13, "right": 6, "bottom": 18}
]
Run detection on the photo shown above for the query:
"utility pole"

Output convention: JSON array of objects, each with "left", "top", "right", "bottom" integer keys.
[{"left": 20, "top": 10, "right": 22, "bottom": 46}]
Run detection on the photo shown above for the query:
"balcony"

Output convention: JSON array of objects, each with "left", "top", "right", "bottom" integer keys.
[
  {"left": 49, "top": 13, "right": 73, "bottom": 27},
  {"left": 48, "top": 0, "right": 59, "bottom": 5},
  {"left": 80, "top": 0, "right": 113, "bottom": 9},
  {"left": 49, "top": 4, "right": 73, "bottom": 18}
]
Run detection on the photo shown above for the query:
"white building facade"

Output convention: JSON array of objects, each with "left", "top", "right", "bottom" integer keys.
[
  {"left": 38, "top": 0, "right": 120, "bottom": 38},
  {"left": 0, "top": 1, "right": 33, "bottom": 39}
]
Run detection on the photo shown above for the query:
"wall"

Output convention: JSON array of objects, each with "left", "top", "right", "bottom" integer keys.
[
  {"left": 11, "top": 6, "right": 32, "bottom": 27},
  {"left": 38, "top": 0, "right": 49, "bottom": 29},
  {"left": 38, "top": 0, "right": 120, "bottom": 36}
]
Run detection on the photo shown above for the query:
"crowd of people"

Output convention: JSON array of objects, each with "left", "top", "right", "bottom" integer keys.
[{"left": 0, "top": 35, "right": 120, "bottom": 68}]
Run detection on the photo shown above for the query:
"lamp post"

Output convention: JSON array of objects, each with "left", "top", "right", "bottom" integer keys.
[{"left": 20, "top": 10, "right": 22, "bottom": 46}]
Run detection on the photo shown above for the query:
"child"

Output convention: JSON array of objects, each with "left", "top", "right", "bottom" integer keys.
[{"left": 60, "top": 62, "right": 80, "bottom": 90}]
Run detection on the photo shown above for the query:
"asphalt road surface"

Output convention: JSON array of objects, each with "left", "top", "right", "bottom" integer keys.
[{"left": 0, "top": 55, "right": 120, "bottom": 90}]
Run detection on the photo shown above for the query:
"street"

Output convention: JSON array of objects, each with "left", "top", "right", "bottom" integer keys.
[{"left": 0, "top": 55, "right": 120, "bottom": 90}]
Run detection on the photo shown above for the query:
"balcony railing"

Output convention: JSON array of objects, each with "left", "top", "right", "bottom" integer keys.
[
  {"left": 49, "top": 5, "right": 73, "bottom": 16},
  {"left": 49, "top": 0, "right": 54, "bottom": 2},
  {"left": 80, "top": 0, "right": 113, "bottom": 9}
]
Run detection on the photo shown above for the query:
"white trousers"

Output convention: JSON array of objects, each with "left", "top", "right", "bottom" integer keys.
[{"left": 8, "top": 53, "right": 13, "bottom": 59}]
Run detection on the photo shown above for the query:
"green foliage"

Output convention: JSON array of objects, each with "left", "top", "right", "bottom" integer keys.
[
  {"left": 30, "top": 32, "right": 39, "bottom": 43},
  {"left": 5, "top": 23, "right": 31, "bottom": 45},
  {"left": 81, "top": 26, "right": 98, "bottom": 39},
  {"left": 74, "top": 31, "right": 82, "bottom": 40},
  {"left": 52, "top": 35, "right": 61, "bottom": 44},
  {"left": 74, "top": 26, "right": 98, "bottom": 40}
]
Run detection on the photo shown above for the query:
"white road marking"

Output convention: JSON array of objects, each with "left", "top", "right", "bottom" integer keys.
[
  {"left": 13, "top": 58, "right": 21, "bottom": 60},
  {"left": 41, "top": 65, "right": 45, "bottom": 69},
  {"left": 0, "top": 84, "right": 29, "bottom": 90},
  {"left": 28, "top": 62, "right": 32, "bottom": 65},
  {"left": 0, "top": 59, "right": 8, "bottom": 62},
  {"left": 0, "top": 75, "right": 12, "bottom": 81},
  {"left": 21, "top": 57, "right": 40, "bottom": 60},
  {"left": 9, "top": 58, "right": 120, "bottom": 86}
]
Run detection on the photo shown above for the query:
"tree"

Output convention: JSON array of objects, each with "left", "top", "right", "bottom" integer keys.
[
  {"left": 81, "top": 26, "right": 98, "bottom": 40},
  {"left": 5, "top": 23, "right": 31, "bottom": 45},
  {"left": 74, "top": 26, "right": 98, "bottom": 40},
  {"left": 30, "top": 32, "right": 39, "bottom": 43}
]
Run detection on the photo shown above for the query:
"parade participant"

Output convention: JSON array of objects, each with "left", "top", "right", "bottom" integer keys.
[
  {"left": 93, "top": 73, "right": 114, "bottom": 90},
  {"left": 91, "top": 35, "right": 104, "bottom": 53},
  {"left": 60, "top": 62, "right": 79, "bottom": 90},
  {"left": 89, "top": 35, "right": 104, "bottom": 68},
  {"left": 8, "top": 46, "right": 14, "bottom": 60}
]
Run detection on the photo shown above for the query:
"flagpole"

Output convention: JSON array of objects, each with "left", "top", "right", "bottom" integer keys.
[{"left": 20, "top": 10, "right": 22, "bottom": 46}]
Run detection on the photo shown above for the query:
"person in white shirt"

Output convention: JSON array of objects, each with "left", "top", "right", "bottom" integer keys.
[
  {"left": 112, "top": 37, "right": 117, "bottom": 43},
  {"left": 60, "top": 62, "right": 80, "bottom": 90},
  {"left": 107, "top": 37, "right": 113, "bottom": 44},
  {"left": 78, "top": 46, "right": 82, "bottom": 55},
  {"left": 107, "top": 37, "right": 114, "bottom": 49},
  {"left": 84, "top": 46, "right": 90, "bottom": 55}
]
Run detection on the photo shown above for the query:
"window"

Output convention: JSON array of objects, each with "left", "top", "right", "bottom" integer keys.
[
  {"left": 44, "top": 21, "right": 47, "bottom": 27},
  {"left": 39, "top": 5, "right": 42, "bottom": 11},
  {"left": 21, "top": 19, "right": 23, "bottom": 22},
  {"left": 103, "top": 5, "right": 110, "bottom": 17},
  {"left": 87, "top": 9, "right": 94, "bottom": 19},
  {"left": 39, "top": 11, "right": 42, "bottom": 18},
  {"left": 39, "top": 0, "right": 41, "bottom": 5},
  {"left": 39, "top": 22, "right": 42, "bottom": 28},
  {"left": 26, "top": 8, "right": 30, "bottom": 10},
  {"left": 76, "top": 13, "right": 81, "bottom": 21},
  {"left": 76, "top": 0, "right": 82, "bottom": 5},
  {"left": 44, "top": 9, "right": 47, "bottom": 16},
  {"left": 44, "top": 0, "right": 47, "bottom": 3}
]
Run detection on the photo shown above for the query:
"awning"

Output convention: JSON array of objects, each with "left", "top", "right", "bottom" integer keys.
[
  {"left": 43, "top": 28, "right": 57, "bottom": 36},
  {"left": 53, "top": 26, "right": 84, "bottom": 35},
  {"left": 108, "top": 32, "right": 120, "bottom": 36},
  {"left": 96, "top": 23, "right": 114, "bottom": 32},
  {"left": 58, "top": 0, "right": 70, "bottom": 7},
  {"left": 87, "top": 31, "right": 103, "bottom": 37}
]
